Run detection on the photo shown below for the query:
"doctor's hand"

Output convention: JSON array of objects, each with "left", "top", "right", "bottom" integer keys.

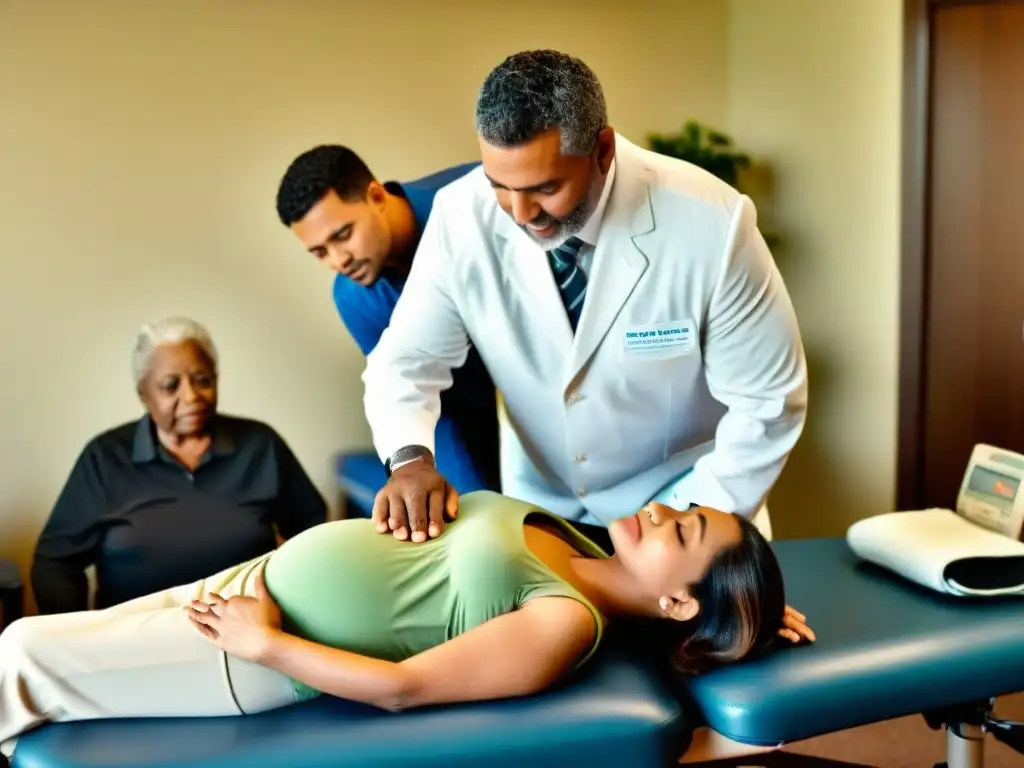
[
  {"left": 372, "top": 459, "right": 458, "bottom": 543},
  {"left": 778, "top": 605, "right": 815, "bottom": 644}
]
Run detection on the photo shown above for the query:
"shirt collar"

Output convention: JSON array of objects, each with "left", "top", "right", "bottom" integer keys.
[
  {"left": 131, "top": 413, "right": 235, "bottom": 464},
  {"left": 380, "top": 180, "right": 415, "bottom": 286},
  {"left": 572, "top": 157, "right": 616, "bottom": 248}
]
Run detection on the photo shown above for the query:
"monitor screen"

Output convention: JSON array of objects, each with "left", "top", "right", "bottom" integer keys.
[{"left": 967, "top": 464, "right": 1020, "bottom": 502}]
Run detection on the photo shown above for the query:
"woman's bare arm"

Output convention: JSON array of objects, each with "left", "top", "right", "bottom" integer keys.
[{"left": 255, "top": 597, "right": 597, "bottom": 711}]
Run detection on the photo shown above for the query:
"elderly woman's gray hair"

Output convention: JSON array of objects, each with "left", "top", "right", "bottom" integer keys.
[{"left": 131, "top": 317, "right": 219, "bottom": 387}]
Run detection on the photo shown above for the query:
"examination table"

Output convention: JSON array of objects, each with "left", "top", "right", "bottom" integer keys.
[{"left": 10, "top": 538, "right": 1024, "bottom": 768}]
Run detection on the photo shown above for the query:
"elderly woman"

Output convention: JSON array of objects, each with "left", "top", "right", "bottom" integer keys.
[{"left": 30, "top": 317, "right": 327, "bottom": 615}]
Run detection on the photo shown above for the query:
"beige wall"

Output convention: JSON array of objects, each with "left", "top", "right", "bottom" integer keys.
[
  {"left": 726, "top": 0, "right": 904, "bottom": 537},
  {"left": 0, "top": 0, "right": 728, "bottom": 582},
  {"left": 0, "top": 0, "right": 906, "bottom": 588}
]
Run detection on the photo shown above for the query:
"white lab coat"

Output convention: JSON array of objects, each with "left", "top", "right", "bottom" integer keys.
[{"left": 362, "top": 134, "right": 807, "bottom": 528}]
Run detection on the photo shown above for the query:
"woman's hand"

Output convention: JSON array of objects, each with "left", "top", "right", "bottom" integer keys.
[
  {"left": 778, "top": 604, "right": 815, "bottom": 644},
  {"left": 187, "top": 574, "right": 282, "bottom": 662}
]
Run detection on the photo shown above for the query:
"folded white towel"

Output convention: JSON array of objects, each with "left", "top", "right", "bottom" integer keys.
[{"left": 846, "top": 508, "right": 1024, "bottom": 597}]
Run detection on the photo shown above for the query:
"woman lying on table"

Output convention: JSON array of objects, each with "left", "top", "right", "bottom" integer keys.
[{"left": 0, "top": 491, "right": 796, "bottom": 758}]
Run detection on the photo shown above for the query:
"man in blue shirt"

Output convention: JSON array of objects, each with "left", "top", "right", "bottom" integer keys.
[{"left": 274, "top": 145, "right": 501, "bottom": 495}]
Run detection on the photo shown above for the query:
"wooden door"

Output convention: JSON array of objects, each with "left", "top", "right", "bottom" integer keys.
[{"left": 920, "top": 1, "right": 1024, "bottom": 508}]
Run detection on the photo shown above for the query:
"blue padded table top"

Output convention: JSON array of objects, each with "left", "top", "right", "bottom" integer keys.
[
  {"left": 0, "top": 560, "right": 20, "bottom": 588},
  {"left": 334, "top": 450, "right": 386, "bottom": 518},
  {"left": 683, "top": 537, "right": 1024, "bottom": 747},
  {"left": 11, "top": 649, "right": 686, "bottom": 768}
]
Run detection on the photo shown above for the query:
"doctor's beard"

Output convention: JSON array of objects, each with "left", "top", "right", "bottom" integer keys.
[{"left": 518, "top": 166, "right": 606, "bottom": 250}]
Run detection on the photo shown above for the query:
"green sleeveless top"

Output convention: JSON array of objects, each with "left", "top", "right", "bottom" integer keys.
[{"left": 262, "top": 490, "right": 609, "bottom": 700}]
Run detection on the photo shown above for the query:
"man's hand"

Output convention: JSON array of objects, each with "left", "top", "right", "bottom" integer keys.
[
  {"left": 777, "top": 605, "right": 815, "bottom": 644},
  {"left": 372, "top": 459, "right": 458, "bottom": 543},
  {"left": 187, "top": 573, "right": 282, "bottom": 662}
]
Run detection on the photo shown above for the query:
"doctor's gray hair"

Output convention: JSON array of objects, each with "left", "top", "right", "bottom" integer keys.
[
  {"left": 131, "top": 317, "right": 219, "bottom": 388},
  {"left": 475, "top": 50, "right": 608, "bottom": 156}
]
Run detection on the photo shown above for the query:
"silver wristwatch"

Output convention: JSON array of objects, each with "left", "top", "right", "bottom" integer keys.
[{"left": 385, "top": 445, "right": 433, "bottom": 477}]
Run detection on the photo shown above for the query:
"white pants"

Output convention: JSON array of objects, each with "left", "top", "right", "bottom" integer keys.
[{"left": 0, "top": 552, "right": 297, "bottom": 759}]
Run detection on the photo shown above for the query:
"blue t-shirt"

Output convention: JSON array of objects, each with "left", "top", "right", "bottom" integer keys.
[{"left": 332, "top": 163, "right": 501, "bottom": 493}]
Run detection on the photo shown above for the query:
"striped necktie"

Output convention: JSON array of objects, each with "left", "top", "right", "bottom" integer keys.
[{"left": 547, "top": 236, "right": 587, "bottom": 332}]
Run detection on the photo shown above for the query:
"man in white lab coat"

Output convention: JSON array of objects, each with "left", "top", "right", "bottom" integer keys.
[
  {"left": 364, "top": 47, "right": 807, "bottom": 572},
  {"left": 364, "top": 49, "right": 811, "bottom": 642}
]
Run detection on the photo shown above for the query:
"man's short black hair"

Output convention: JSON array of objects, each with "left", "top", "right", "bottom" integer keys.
[{"left": 275, "top": 145, "right": 376, "bottom": 226}]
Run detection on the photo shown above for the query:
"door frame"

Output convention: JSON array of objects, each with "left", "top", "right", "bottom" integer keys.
[
  {"left": 897, "top": 0, "right": 1023, "bottom": 509},
  {"left": 896, "top": 0, "right": 931, "bottom": 511}
]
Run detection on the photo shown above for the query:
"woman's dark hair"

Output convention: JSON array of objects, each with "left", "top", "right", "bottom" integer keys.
[
  {"left": 604, "top": 515, "right": 785, "bottom": 676},
  {"left": 671, "top": 514, "right": 786, "bottom": 675}
]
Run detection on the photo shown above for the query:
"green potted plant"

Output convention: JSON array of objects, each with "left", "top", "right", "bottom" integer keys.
[
  {"left": 648, "top": 120, "right": 752, "bottom": 187},
  {"left": 647, "top": 121, "right": 780, "bottom": 249}
]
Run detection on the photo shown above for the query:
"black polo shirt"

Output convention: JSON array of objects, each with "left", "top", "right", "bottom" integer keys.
[{"left": 31, "top": 413, "right": 327, "bottom": 613}]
